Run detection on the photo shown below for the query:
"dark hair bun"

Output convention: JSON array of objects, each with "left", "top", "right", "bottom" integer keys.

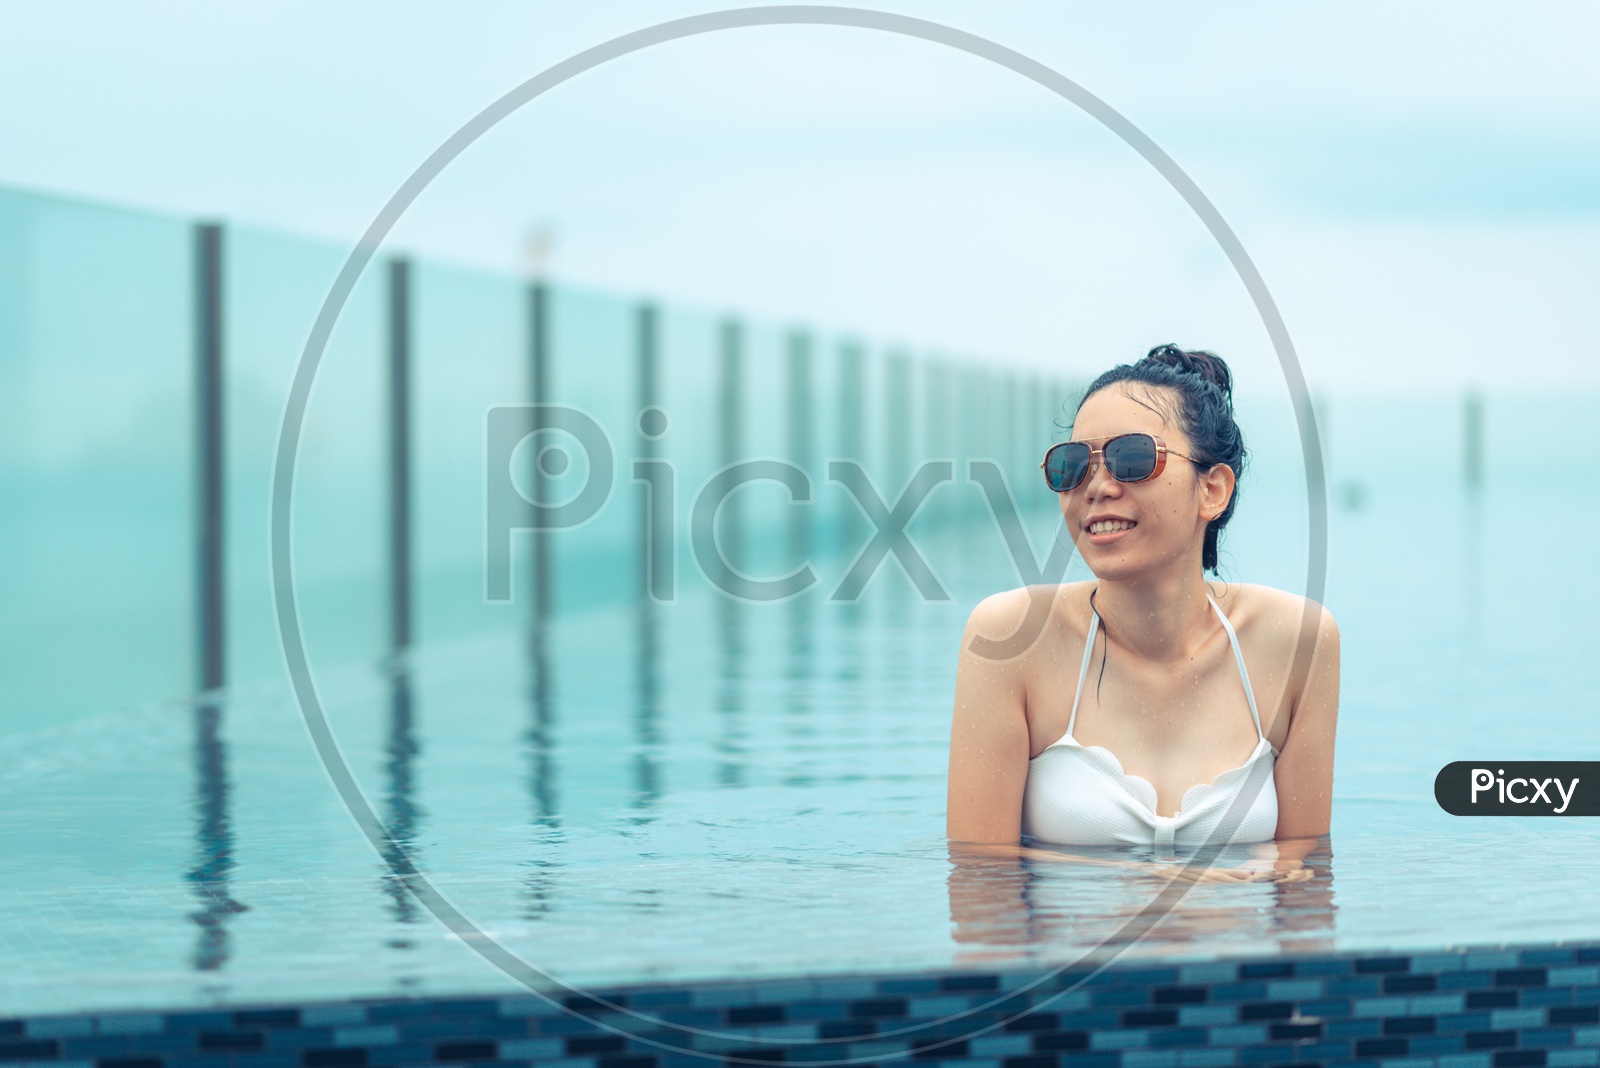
[{"left": 1143, "top": 343, "right": 1233, "bottom": 401}]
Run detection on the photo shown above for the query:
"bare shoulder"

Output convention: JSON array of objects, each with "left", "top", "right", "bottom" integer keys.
[
  {"left": 1215, "top": 582, "right": 1338, "bottom": 648},
  {"left": 1218, "top": 583, "right": 1340, "bottom": 732},
  {"left": 960, "top": 582, "right": 1093, "bottom": 661}
]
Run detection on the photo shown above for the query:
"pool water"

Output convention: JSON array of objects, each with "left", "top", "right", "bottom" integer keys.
[{"left": 5, "top": 399, "right": 1600, "bottom": 1019}]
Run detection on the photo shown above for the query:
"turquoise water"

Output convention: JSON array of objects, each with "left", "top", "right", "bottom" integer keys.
[
  {"left": 5, "top": 430, "right": 1600, "bottom": 1016},
  {"left": 5, "top": 184, "right": 1599, "bottom": 1019}
]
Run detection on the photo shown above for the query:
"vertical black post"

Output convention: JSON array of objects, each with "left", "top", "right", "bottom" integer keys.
[
  {"left": 885, "top": 350, "right": 912, "bottom": 490},
  {"left": 637, "top": 304, "right": 659, "bottom": 441},
  {"left": 923, "top": 358, "right": 945, "bottom": 522},
  {"left": 1464, "top": 389, "right": 1483, "bottom": 490},
  {"left": 633, "top": 301, "right": 662, "bottom": 811},
  {"left": 524, "top": 279, "right": 558, "bottom": 832},
  {"left": 837, "top": 341, "right": 867, "bottom": 555},
  {"left": 636, "top": 302, "right": 661, "bottom": 597},
  {"left": 716, "top": 316, "right": 746, "bottom": 787},
  {"left": 528, "top": 281, "right": 552, "bottom": 622},
  {"left": 193, "top": 222, "right": 225, "bottom": 694},
  {"left": 1006, "top": 372, "right": 1020, "bottom": 484},
  {"left": 189, "top": 221, "right": 245, "bottom": 970},
  {"left": 717, "top": 317, "right": 744, "bottom": 562},
  {"left": 387, "top": 258, "right": 412, "bottom": 654},
  {"left": 786, "top": 329, "right": 813, "bottom": 565}
]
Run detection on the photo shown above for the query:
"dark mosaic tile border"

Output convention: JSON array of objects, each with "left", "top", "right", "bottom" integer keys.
[{"left": 4, "top": 941, "right": 1598, "bottom": 1068}]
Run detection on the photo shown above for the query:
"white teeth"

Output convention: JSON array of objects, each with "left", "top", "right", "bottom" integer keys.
[{"left": 1089, "top": 520, "right": 1135, "bottom": 535}]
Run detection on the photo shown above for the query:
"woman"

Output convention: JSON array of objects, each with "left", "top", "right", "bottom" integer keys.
[{"left": 946, "top": 344, "right": 1338, "bottom": 883}]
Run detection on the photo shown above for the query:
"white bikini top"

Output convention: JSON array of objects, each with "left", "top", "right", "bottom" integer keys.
[{"left": 1021, "top": 595, "right": 1280, "bottom": 850}]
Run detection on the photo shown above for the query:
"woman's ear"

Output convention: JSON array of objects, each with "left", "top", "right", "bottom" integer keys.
[{"left": 1200, "top": 464, "right": 1236, "bottom": 521}]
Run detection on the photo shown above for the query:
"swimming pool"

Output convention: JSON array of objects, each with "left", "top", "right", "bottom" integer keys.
[
  {"left": 5, "top": 404, "right": 1600, "bottom": 1024},
  {"left": 5, "top": 186, "right": 1599, "bottom": 1068}
]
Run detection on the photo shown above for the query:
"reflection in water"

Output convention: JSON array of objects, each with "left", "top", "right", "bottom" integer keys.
[
  {"left": 716, "top": 592, "right": 748, "bottom": 788},
  {"left": 523, "top": 512, "right": 564, "bottom": 919},
  {"left": 946, "top": 838, "right": 1337, "bottom": 966},
  {"left": 633, "top": 592, "right": 663, "bottom": 815},
  {"left": 1463, "top": 482, "right": 1483, "bottom": 647},
  {"left": 525, "top": 524, "right": 559, "bottom": 831},
  {"left": 186, "top": 697, "right": 248, "bottom": 972},
  {"left": 783, "top": 594, "right": 816, "bottom": 788},
  {"left": 378, "top": 666, "right": 424, "bottom": 942}
]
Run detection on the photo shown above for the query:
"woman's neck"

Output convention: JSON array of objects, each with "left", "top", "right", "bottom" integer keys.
[{"left": 1092, "top": 566, "right": 1216, "bottom": 666}]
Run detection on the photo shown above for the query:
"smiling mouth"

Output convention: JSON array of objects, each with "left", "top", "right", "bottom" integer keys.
[{"left": 1088, "top": 519, "right": 1136, "bottom": 535}]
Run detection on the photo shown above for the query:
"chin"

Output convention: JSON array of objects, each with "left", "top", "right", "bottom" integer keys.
[{"left": 1084, "top": 560, "right": 1143, "bottom": 582}]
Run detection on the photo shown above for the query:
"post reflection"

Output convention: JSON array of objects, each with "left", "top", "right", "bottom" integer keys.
[
  {"left": 633, "top": 591, "right": 663, "bottom": 814},
  {"left": 524, "top": 525, "right": 560, "bottom": 830},
  {"left": 522, "top": 530, "right": 562, "bottom": 920},
  {"left": 945, "top": 838, "right": 1336, "bottom": 964},
  {"left": 782, "top": 593, "right": 816, "bottom": 788},
  {"left": 186, "top": 696, "right": 249, "bottom": 972},
  {"left": 378, "top": 666, "right": 424, "bottom": 943},
  {"left": 715, "top": 591, "right": 748, "bottom": 788}
]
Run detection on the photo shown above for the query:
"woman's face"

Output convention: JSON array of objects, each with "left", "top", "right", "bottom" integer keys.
[{"left": 1058, "top": 383, "right": 1228, "bottom": 581}]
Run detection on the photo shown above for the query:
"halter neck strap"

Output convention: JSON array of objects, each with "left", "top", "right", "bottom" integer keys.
[{"left": 1064, "top": 595, "right": 1265, "bottom": 743}]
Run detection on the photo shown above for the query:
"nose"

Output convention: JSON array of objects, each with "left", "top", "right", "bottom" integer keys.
[{"left": 1081, "top": 451, "right": 1123, "bottom": 500}]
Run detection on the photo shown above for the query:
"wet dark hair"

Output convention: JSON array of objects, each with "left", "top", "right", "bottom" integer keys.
[{"left": 1072, "top": 343, "right": 1246, "bottom": 573}]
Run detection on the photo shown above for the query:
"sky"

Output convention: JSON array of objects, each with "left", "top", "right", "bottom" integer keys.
[{"left": 2, "top": 1, "right": 1597, "bottom": 393}]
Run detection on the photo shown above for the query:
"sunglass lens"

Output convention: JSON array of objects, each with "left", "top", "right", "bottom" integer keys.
[
  {"left": 1105, "top": 434, "right": 1159, "bottom": 481},
  {"left": 1045, "top": 442, "right": 1090, "bottom": 491}
]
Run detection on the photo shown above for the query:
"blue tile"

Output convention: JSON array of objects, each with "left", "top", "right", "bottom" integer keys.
[
  {"left": 1411, "top": 1035, "right": 1468, "bottom": 1054},
  {"left": 1326, "top": 977, "right": 1382, "bottom": 998},
  {"left": 1435, "top": 1056, "right": 1493, "bottom": 1068},
  {"left": 1549, "top": 1051, "right": 1600, "bottom": 1067},
  {"left": 879, "top": 977, "right": 941, "bottom": 995},
  {"left": 1303, "top": 997, "right": 1354, "bottom": 1018},
  {"left": 1263, "top": 979, "right": 1324, "bottom": 1000},
  {"left": 56, "top": 1036, "right": 138, "bottom": 1057},
  {"left": 1355, "top": 957, "right": 1412, "bottom": 975},
  {"left": 24, "top": 1017, "right": 93, "bottom": 1039},
  {"left": 1412, "top": 953, "right": 1471, "bottom": 974},
  {"left": 1298, "top": 1040, "right": 1353, "bottom": 1059},
  {"left": 265, "top": 1028, "right": 336, "bottom": 1050},
  {"left": 162, "top": 1011, "right": 235, "bottom": 1031},
  {"left": 627, "top": 990, "right": 691, "bottom": 1010},
  {"left": 301, "top": 1007, "right": 366, "bottom": 1029},
  {"left": 1145, "top": 1027, "right": 1207, "bottom": 1049},
  {"left": 95, "top": 1015, "right": 166, "bottom": 1036},
  {"left": 1522, "top": 1027, "right": 1574, "bottom": 1047},
  {"left": 367, "top": 1044, "right": 437, "bottom": 1066},
  {"left": 230, "top": 1052, "right": 299, "bottom": 1068},
  {"left": 1325, "top": 1018, "right": 1382, "bottom": 1039},
  {"left": 1296, "top": 959, "right": 1352, "bottom": 978},
  {"left": 1116, "top": 968, "right": 1182, "bottom": 986}
]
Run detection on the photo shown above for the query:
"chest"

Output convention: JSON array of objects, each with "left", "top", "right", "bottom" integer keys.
[{"left": 1023, "top": 630, "right": 1288, "bottom": 807}]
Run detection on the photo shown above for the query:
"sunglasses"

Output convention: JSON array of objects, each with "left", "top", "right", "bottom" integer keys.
[{"left": 1040, "top": 432, "right": 1207, "bottom": 493}]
